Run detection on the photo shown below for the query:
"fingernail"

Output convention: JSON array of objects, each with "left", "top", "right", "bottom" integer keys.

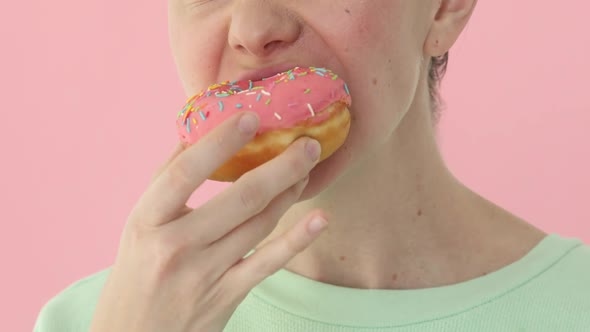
[
  {"left": 307, "top": 216, "right": 328, "bottom": 235},
  {"left": 239, "top": 113, "right": 259, "bottom": 134},
  {"left": 305, "top": 139, "right": 321, "bottom": 162}
]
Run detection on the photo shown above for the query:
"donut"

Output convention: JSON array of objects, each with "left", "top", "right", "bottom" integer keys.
[{"left": 175, "top": 67, "right": 352, "bottom": 182}]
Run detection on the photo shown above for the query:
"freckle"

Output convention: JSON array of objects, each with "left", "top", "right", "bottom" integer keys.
[
  {"left": 339, "top": 255, "right": 346, "bottom": 261},
  {"left": 388, "top": 59, "right": 392, "bottom": 64},
  {"left": 345, "top": 8, "right": 351, "bottom": 14},
  {"left": 417, "top": 209, "right": 422, "bottom": 216},
  {"left": 392, "top": 273, "right": 398, "bottom": 281},
  {"left": 372, "top": 78, "right": 378, "bottom": 85}
]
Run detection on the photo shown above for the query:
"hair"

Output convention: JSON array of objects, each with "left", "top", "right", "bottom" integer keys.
[{"left": 427, "top": 51, "right": 449, "bottom": 126}]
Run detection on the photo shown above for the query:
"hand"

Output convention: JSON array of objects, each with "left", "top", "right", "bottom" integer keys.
[{"left": 89, "top": 111, "right": 328, "bottom": 332}]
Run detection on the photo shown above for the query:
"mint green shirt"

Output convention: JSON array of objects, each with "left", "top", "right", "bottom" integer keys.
[{"left": 34, "top": 233, "right": 590, "bottom": 331}]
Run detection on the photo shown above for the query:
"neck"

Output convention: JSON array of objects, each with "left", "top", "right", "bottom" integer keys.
[{"left": 258, "top": 83, "right": 546, "bottom": 290}]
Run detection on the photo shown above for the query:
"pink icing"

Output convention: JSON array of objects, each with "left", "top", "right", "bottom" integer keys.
[{"left": 175, "top": 67, "right": 351, "bottom": 145}]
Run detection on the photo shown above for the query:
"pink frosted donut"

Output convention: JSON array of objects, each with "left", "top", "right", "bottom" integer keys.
[{"left": 176, "top": 67, "right": 352, "bottom": 182}]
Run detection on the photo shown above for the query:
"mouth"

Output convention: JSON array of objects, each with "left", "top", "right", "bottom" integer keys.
[{"left": 233, "top": 63, "right": 304, "bottom": 83}]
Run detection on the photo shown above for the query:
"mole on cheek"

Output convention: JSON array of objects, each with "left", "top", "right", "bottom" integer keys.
[
  {"left": 345, "top": 8, "right": 351, "bottom": 14},
  {"left": 372, "top": 77, "right": 378, "bottom": 85},
  {"left": 391, "top": 273, "right": 398, "bottom": 281},
  {"left": 339, "top": 255, "right": 347, "bottom": 261}
]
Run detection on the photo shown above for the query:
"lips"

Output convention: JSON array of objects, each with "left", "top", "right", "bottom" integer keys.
[{"left": 234, "top": 64, "right": 303, "bottom": 83}]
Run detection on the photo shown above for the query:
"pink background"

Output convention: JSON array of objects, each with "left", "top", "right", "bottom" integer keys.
[{"left": 2, "top": 1, "right": 589, "bottom": 331}]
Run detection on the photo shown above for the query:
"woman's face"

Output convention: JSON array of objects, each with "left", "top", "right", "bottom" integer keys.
[{"left": 167, "top": 0, "right": 436, "bottom": 192}]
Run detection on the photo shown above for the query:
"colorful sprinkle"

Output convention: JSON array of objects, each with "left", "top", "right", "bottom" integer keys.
[
  {"left": 256, "top": 93, "right": 262, "bottom": 102},
  {"left": 261, "top": 90, "right": 271, "bottom": 96},
  {"left": 307, "top": 103, "right": 315, "bottom": 117},
  {"left": 304, "top": 88, "right": 311, "bottom": 94},
  {"left": 218, "top": 101, "right": 224, "bottom": 111},
  {"left": 236, "top": 103, "right": 243, "bottom": 109},
  {"left": 344, "top": 83, "right": 350, "bottom": 95},
  {"left": 274, "top": 112, "right": 282, "bottom": 120},
  {"left": 198, "top": 111, "right": 206, "bottom": 120},
  {"left": 186, "top": 120, "right": 191, "bottom": 133},
  {"left": 248, "top": 80, "right": 253, "bottom": 90},
  {"left": 216, "top": 92, "right": 230, "bottom": 97},
  {"left": 265, "top": 99, "right": 271, "bottom": 105}
]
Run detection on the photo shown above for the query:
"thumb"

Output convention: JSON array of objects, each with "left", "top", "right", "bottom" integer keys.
[{"left": 150, "top": 142, "right": 186, "bottom": 185}]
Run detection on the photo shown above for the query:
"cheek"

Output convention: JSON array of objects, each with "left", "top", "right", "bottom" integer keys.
[
  {"left": 169, "top": 18, "right": 228, "bottom": 96},
  {"left": 341, "top": 5, "right": 422, "bottom": 146}
]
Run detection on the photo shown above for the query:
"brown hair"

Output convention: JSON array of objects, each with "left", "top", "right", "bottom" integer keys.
[{"left": 428, "top": 51, "right": 449, "bottom": 125}]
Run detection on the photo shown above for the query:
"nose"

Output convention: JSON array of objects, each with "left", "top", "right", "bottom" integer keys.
[{"left": 228, "top": 1, "right": 301, "bottom": 58}]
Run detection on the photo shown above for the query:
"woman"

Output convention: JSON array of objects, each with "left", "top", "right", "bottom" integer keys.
[{"left": 35, "top": 1, "right": 590, "bottom": 331}]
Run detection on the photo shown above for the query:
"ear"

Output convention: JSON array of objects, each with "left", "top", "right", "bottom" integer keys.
[{"left": 424, "top": 0, "right": 478, "bottom": 57}]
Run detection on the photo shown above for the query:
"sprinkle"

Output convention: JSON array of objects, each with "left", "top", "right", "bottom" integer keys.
[
  {"left": 344, "top": 83, "right": 350, "bottom": 95},
  {"left": 186, "top": 94, "right": 199, "bottom": 104},
  {"left": 331, "top": 75, "right": 339, "bottom": 80},
  {"left": 297, "top": 72, "right": 308, "bottom": 77},
  {"left": 192, "top": 118, "right": 197, "bottom": 124},
  {"left": 251, "top": 86, "right": 264, "bottom": 90},
  {"left": 274, "top": 112, "right": 282, "bottom": 120},
  {"left": 307, "top": 103, "right": 315, "bottom": 117},
  {"left": 289, "top": 73, "right": 295, "bottom": 80},
  {"left": 182, "top": 108, "right": 191, "bottom": 124},
  {"left": 246, "top": 92, "right": 257, "bottom": 95},
  {"left": 236, "top": 103, "right": 243, "bottom": 109},
  {"left": 206, "top": 92, "right": 212, "bottom": 97},
  {"left": 315, "top": 67, "right": 327, "bottom": 72},
  {"left": 218, "top": 101, "right": 224, "bottom": 111},
  {"left": 304, "top": 88, "right": 311, "bottom": 94},
  {"left": 216, "top": 92, "right": 230, "bottom": 97},
  {"left": 265, "top": 99, "right": 271, "bottom": 105},
  {"left": 288, "top": 102, "right": 298, "bottom": 108},
  {"left": 186, "top": 120, "right": 191, "bottom": 133},
  {"left": 230, "top": 80, "right": 238, "bottom": 85},
  {"left": 261, "top": 90, "right": 271, "bottom": 96},
  {"left": 256, "top": 93, "right": 262, "bottom": 102},
  {"left": 198, "top": 111, "right": 207, "bottom": 120},
  {"left": 315, "top": 71, "right": 325, "bottom": 77},
  {"left": 248, "top": 80, "right": 253, "bottom": 90}
]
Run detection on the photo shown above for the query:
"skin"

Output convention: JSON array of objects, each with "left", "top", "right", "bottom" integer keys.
[{"left": 167, "top": 0, "right": 546, "bottom": 290}]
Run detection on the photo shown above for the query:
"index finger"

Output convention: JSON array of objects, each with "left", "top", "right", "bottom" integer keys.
[{"left": 133, "top": 112, "right": 260, "bottom": 227}]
